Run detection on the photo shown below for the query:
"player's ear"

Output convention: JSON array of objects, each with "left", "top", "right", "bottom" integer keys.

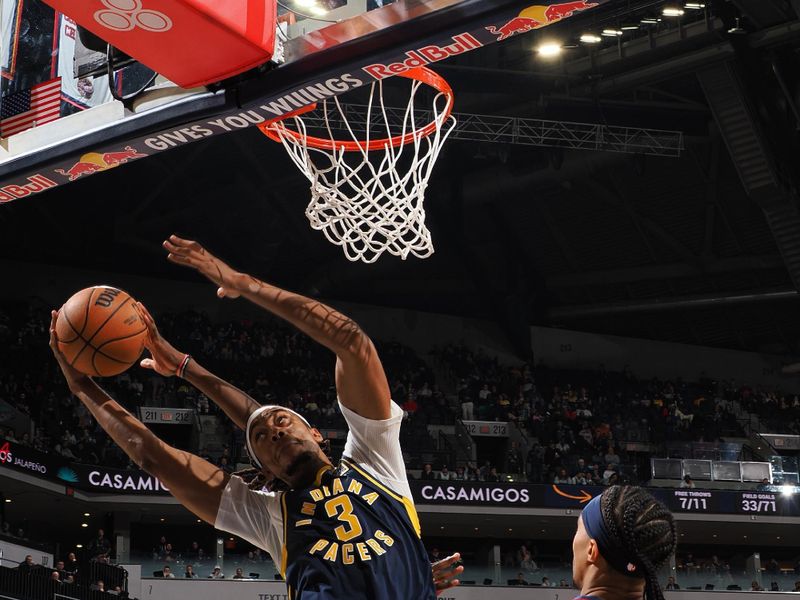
[
  {"left": 311, "top": 428, "right": 324, "bottom": 443},
  {"left": 586, "top": 539, "right": 600, "bottom": 565}
]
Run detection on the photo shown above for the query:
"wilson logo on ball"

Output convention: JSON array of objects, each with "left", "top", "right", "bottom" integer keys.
[{"left": 95, "top": 288, "right": 121, "bottom": 308}]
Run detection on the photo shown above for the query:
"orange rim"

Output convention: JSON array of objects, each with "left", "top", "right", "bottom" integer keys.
[{"left": 257, "top": 67, "right": 454, "bottom": 152}]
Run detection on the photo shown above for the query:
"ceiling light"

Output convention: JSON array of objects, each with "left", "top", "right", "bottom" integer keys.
[
  {"left": 580, "top": 33, "right": 602, "bottom": 43},
  {"left": 684, "top": 2, "right": 705, "bottom": 8},
  {"left": 662, "top": 7, "right": 685, "bottom": 17},
  {"left": 83, "top": 513, "right": 90, "bottom": 517},
  {"left": 4, "top": 499, "right": 10, "bottom": 503},
  {"left": 641, "top": 17, "right": 661, "bottom": 24},
  {"left": 307, "top": 4, "right": 328, "bottom": 15},
  {"left": 81, "top": 523, "right": 88, "bottom": 528},
  {"left": 537, "top": 42, "right": 562, "bottom": 57},
  {"left": 197, "top": 519, "right": 202, "bottom": 523},
  {"left": 781, "top": 485, "right": 793, "bottom": 496},
  {"left": 160, "top": 518, "right": 165, "bottom": 522},
  {"left": 601, "top": 28, "right": 623, "bottom": 37},
  {"left": 621, "top": 25, "right": 639, "bottom": 30},
  {"left": 76, "top": 544, "right": 83, "bottom": 549}
]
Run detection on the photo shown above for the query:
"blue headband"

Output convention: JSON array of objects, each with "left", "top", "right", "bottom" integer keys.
[{"left": 581, "top": 494, "right": 643, "bottom": 579}]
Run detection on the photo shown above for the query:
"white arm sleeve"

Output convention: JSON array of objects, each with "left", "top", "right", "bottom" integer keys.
[
  {"left": 214, "top": 475, "right": 284, "bottom": 562},
  {"left": 339, "top": 399, "right": 411, "bottom": 499}
]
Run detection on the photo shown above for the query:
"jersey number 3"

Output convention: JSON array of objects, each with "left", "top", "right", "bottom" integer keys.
[{"left": 325, "top": 496, "right": 363, "bottom": 542}]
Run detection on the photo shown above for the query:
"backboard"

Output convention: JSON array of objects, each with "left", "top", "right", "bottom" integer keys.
[{"left": 0, "top": 0, "right": 605, "bottom": 202}]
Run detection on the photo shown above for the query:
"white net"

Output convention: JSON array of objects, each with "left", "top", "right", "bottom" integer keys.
[{"left": 263, "top": 75, "right": 456, "bottom": 263}]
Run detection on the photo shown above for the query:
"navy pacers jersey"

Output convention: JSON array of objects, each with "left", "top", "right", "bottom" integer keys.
[{"left": 280, "top": 458, "right": 436, "bottom": 600}]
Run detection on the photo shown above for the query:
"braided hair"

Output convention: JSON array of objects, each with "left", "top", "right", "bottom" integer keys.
[
  {"left": 233, "top": 438, "right": 333, "bottom": 492},
  {"left": 600, "top": 486, "right": 677, "bottom": 600}
]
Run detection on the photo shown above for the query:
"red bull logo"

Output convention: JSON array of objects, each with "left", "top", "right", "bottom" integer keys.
[
  {"left": 486, "top": 1, "right": 599, "bottom": 41},
  {"left": 55, "top": 146, "right": 147, "bottom": 181}
]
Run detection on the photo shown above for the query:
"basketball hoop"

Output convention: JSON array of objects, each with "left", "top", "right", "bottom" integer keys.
[{"left": 258, "top": 67, "right": 456, "bottom": 263}]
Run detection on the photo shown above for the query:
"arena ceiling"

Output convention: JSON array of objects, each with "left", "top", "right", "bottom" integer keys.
[{"left": 2, "top": 0, "right": 800, "bottom": 358}]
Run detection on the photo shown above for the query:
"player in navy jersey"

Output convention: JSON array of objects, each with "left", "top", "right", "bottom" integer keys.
[
  {"left": 572, "top": 486, "right": 676, "bottom": 600},
  {"left": 49, "top": 235, "right": 462, "bottom": 600}
]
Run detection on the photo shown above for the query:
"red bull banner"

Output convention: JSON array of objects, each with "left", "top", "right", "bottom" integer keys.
[{"left": 0, "top": 0, "right": 607, "bottom": 203}]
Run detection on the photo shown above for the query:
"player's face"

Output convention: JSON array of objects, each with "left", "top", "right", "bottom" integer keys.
[
  {"left": 249, "top": 408, "right": 326, "bottom": 487},
  {"left": 572, "top": 517, "right": 590, "bottom": 588}
]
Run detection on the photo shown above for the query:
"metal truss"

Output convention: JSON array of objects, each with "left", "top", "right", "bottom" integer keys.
[{"left": 297, "top": 103, "right": 684, "bottom": 158}]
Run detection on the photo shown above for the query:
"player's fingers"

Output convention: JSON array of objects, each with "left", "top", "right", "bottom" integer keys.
[
  {"left": 49, "top": 310, "right": 58, "bottom": 346},
  {"left": 434, "top": 553, "right": 461, "bottom": 569},
  {"left": 168, "top": 234, "right": 196, "bottom": 249},
  {"left": 163, "top": 239, "right": 189, "bottom": 255},
  {"left": 166, "top": 253, "right": 197, "bottom": 268},
  {"left": 140, "top": 358, "right": 155, "bottom": 370},
  {"left": 435, "top": 565, "right": 463, "bottom": 581}
]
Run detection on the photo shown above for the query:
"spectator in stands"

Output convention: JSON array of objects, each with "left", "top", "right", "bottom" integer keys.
[
  {"left": 604, "top": 446, "right": 620, "bottom": 466},
  {"left": 575, "top": 472, "right": 591, "bottom": 486},
  {"left": 506, "top": 441, "right": 523, "bottom": 474},
  {"left": 91, "top": 580, "right": 106, "bottom": 592},
  {"left": 162, "top": 565, "right": 175, "bottom": 578},
  {"left": 186, "top": 541, "right": 202, "bottom": 561},
  {"left": 680, "top": 475, "right": 695, "bottom": 489},
  {"left": 54, "top": 560, "right": 66, "bottom": 580},
  {"left": 757, "top": 478, "right": 771, "bottom": 491},
  {"left": 461, "top": 394, "right": 474, "bottom": 421},
  {"left": 770, "top": 582, "right": 780, "bottom": 591},
  {"left": 793, "top": 581, "right": 800, "bottom": 592},
  {"left": 766, "top": 558, "right": 780, "bottom": 575},
  {"left": 88, "top": 528, "right": 111, "bottom": 559},
  {"left": 665, "top": 576, "right": 680, "bottom": 590},
  {"left": 17, "top": 555, "right": 35, "bottom": 574},
  {"left": 602, "top": 464, "right": 616, "bottom": 485},
  {"left": 185, "top": 565, "right": 198, "bottom": 578},
  {"left": 554, "top": 467, "right": 575, "bottom": 485},
  {"left": 234, "top": 567, "right": 245, "bottom": 579},
  {"left": 50, "top": 571, "right": 61, "bottom": 583},
  {"left": 163, "top": 543, "right": 176, "bottom": 562},
  {"left": 1, "top": 521, "right": 11, "bottom": 536},
  {"left": 454, "top": 466, "right": 466, "bottom": 480},
  {"left": 485, "top": 467, "right": 500, "bottom": 482},
  {"left": 572, "top": 458, "right": 587, "bottom": 478},
  {"left": 65, "top": 552, "right": 78, "bottom": 573},
  {"left": 542, "top": 576, "right": 553, "bottom": 587},
  {"left": 510, "top": 572, "right": 527, "bottom": 585},
  {"left": 420, "top": 463, "right": 436, "bottom": 480},
  {"left": 558, "top": 579, "right": 569, "bottom": 587},
  {"left": 751, "top": 581, "right": 763, "bottom": 591},
  {"left": 438, "top": 465, "right": 454, "bottom": 481},
  {"left": 209, "top": 566, "right": 224, "bottom": 579}
]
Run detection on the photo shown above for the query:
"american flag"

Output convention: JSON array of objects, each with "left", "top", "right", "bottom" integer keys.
[{"left": 0, "top": 77, "right": 62, "bottom": 138}]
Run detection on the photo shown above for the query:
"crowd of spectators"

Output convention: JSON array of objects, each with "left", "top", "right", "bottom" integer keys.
[
  {"left": 2, "top": 527, "right": 130, "bottom": 599},
  {"left": 0, "top": 302, "right": 797, "bottom": 488}
]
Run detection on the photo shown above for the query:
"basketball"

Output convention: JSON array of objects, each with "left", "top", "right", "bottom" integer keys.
[{"left": 55, "top": 286, "right": 147, "bottom": 378}]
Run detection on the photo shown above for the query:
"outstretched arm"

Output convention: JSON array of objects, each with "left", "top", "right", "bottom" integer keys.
[
  {"left": 49, "top": 311, "right": 229, "bottom": 523},
  {"left": 163, "top": 235, "right": 391, "bottom": 420},
  {"left": 136, "top": 303, "right": 259, "bottom": 430}
]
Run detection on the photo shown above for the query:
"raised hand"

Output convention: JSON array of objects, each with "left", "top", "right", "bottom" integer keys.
[
  {"left": 163, "top": 235, "right": 246, "bottom": 299},
  {"left": 49, "top": 310, "right": 90, "bottom": 393},
  {"left": 432, "top": 552, "right": 463, "bottom": 594},
  {"left": 135, "top": 302, "right": 186, "bottom": 377}
]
